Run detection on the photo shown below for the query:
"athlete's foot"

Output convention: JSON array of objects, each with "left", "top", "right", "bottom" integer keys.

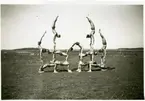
[
  {"left": 76, "top": 69, "right": 81, "bottom": 72},
  {"left": 87, "top": 70, "right": 92, "bottom": 72},
  {"left": 38, "top": 68, "right": 44, "bottom": 73},
  {"left": 38, "top": 70, "right": 44, "bottom": 73},
  {"left": 101, "top": 69, "right": 107, "bottom": 71},
  {"left": 68, "top": 70, "right": 72, "bottom": 73},
  {"left": 54, "top": 70, "right": 58, "bottom": 73},
  {"left": 100, "top": 64, "right": 105, "bottom": 68}
]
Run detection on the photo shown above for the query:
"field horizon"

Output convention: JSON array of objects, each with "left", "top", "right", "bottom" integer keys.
[{"left": 1, "top": 47, "right": 144, "bottom": 51}]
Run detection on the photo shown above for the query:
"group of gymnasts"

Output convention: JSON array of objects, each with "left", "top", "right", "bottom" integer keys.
[{"left": 38, "top": 16, "right": 107, "bottom": 73}]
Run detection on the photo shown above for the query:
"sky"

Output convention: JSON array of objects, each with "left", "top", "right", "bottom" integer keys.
[{"left": 1, "top": 4, "right": 143, "bottom": 49}]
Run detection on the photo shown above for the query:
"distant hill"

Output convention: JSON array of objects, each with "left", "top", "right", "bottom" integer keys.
[
  {"left": 118, "top": 48, "right": 143, "bottom": 51},
  {"left": 1, "top": 47, "right": 143, "bottom": 52},
  {"left": 13, "top": 48, "right": 39, "bottom": 51}
]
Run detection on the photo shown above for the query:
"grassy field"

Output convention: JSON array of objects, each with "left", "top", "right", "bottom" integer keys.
[{"left": 1, "top": 48, "right": 144, "bottom": 99}]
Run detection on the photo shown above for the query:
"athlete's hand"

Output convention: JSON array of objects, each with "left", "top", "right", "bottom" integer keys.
[{"left": 70, "top": 47, "right": 73, "bottom": 51}]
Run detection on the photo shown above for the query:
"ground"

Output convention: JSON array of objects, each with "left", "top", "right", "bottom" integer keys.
[{"left": 1, "top": 48, "right": 144, "bottom": 99}]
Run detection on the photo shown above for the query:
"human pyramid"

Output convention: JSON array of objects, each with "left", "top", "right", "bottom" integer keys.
[{"left": 38, "top": 16, "right": 107, "bottom": 73}]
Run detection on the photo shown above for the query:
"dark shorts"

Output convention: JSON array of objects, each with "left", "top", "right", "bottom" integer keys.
[
  {"left": 91, "top": 27, "right": 95, "bottom": 30},
  {"left": 38, "top": 41, "right": 41, "bottom": 45},
  {"left": 86, "top": 34, "right": 91, "bottom": 38},
  {"left": 103, "top": 41, "right": 107, "bottom": 45},
  {"left": 52, "top": 26, "right": 55, "bottom": 29},
  {"left": 98, "top": 49, "right": 104, "bottom": 53}
]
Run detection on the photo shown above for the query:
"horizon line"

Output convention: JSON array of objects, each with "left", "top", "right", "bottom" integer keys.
[{"left": 1, "top": 47, "right": 144, "bottom": 50}]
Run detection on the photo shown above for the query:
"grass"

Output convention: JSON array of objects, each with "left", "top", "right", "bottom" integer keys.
[{"left": 1, "top": 49, "right": 144, "bottom": 99}]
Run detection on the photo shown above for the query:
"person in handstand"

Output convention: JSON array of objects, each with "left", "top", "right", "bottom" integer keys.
[
  {"left": 86, "top": 16, "right": 96, "bottom": 54},
  {"left": 38, "top": 31, "right": 47, "bottom": 60},
  {"left": 51, "top": 16, "right": 61, "bottom": 63},
  {"left": 86, "top": 16, "right": 97, "bottom": 72},
  {"left": 98, "top": 29, "right": 107, "bottom": 68}
]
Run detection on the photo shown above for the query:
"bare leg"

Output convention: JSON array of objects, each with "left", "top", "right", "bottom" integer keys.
[
  {"left": 88, "top": 61, "right": 92, "bottom": 72},
  {"left": 50, "top": 50, "right": 56, "bottom": 64},
  {"left": 102, "top": 49, "right": 106, "bottom": 67},
  {"left": 76, "top": 62, "right": 81, "bottom": 72},
  {"left": 38, "top": 63, "right": 48, "bottom": 73},
  {"left": 101, "top": 52, "right": 107, "bottom": 71},
  {"left": 40, "top": 49, "right": 42, "bottom": 60},
  {"left": 54, "top": 64, "right": 58, "bottom": 73},
  {"left": 67, "top": 65, "right": 72, "bottom": 73},
  {"left": 54, "top": 42, "right": 56, "bottom": 51},
  {"left": 86, "top": 17, "right": 95, "bottom": 31},
  {"left": 52, "top": 16, "right": 59, "bottom": 30},
  {"left": 100, "top": 55, "right": 104, "bottom": 67},
  {"left": 100, "top": 49, "right": 105, "bottom": 67},
  {"left": 38, "top": 64, "right": 44, "bottom": 73},
  {"left": 38, "top": 45, "right": 42, "bottom": 60},
  {"left": 51, "top": 33, "right": 57, "bottom": 62},
  {"left": 38, "top": 46, "right": 44, "bottom": 73},
  {"left": 100, "top": 45, "right": 107, "bottom": 67}
]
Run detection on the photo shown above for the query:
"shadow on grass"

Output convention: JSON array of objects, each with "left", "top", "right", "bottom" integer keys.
[
  {"left": 101, "top": 66, "right": 115, "bottom": 70},
  {"left": 72, "top": 66, "right": 115, "bottom": 71},
  {"left": 44, "top": 66, "right": 115, "bottom": 73}
]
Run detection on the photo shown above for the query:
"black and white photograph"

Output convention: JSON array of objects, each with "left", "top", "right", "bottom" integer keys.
[{"left": 1, "top": 1, "right": 144, "bottom": 99}]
